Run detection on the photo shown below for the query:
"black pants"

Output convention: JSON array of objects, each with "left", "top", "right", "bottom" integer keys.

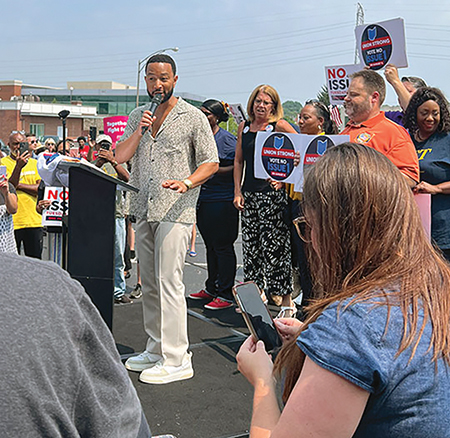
[
  {"left": 15, "top": 227, "right": 43, "bottom": 259},
  {"left": 124, "top": 217, "right": 132, "bottom": 272},
  {"left": 288, "top": 198, "right": 313, "bottom": 306},
  {"left": 197, "top": 200, "right": 239, "bottom": 302}
]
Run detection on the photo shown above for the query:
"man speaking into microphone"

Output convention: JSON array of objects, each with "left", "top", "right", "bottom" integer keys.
[{"left": 116, "top": 54, "right": 218, "bottom": 384}]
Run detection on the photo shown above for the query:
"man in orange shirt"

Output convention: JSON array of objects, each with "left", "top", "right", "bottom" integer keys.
[{"left": 342, "top": 69, "right": 419, "bottom": 185}]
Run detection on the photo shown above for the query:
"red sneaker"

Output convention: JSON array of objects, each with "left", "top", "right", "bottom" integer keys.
[
  {"left": 204, "top": 298, "right": 233, "bottom": 310},
  {"left": 188, "top": 289, "right": 213, "bottom": 300}
]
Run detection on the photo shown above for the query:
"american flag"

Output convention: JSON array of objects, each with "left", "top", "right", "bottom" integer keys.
[{"left": 330, "top": 105, "right": 343, "bottom": 127}]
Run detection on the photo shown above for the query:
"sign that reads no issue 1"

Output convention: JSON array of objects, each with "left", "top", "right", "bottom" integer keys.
[
  {"left": 325, "top": 63, "right": 362, "bottom": 106},
  {"left": 260, "top": 133, "right": 296, "bottom": 181},
  {"left": 254, "top": 132, "right": 350, "bottom": 189},
  {"left": 355, "top": 17, "right": 408, "bottom": 70}
]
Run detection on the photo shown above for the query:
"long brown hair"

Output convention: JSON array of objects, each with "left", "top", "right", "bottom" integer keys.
[{"left": 274, "top": 143, "right": 450, "bottom": 402}]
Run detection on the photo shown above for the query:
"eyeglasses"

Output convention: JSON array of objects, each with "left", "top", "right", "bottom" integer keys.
[
  {"left": 254, "top": 98, "right": 274, "bottom": 107},
  {"left": 10, "top": 130, "right": 25, "bottom": 135}
]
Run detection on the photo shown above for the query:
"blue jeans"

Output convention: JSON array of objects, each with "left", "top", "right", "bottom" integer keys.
[{"left": 114, "top": 217, "right": 126, "bottom": 298}]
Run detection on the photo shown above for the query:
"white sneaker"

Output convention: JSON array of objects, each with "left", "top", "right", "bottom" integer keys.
[
  {"left": 125, "top": 351, "right": 161, "bottom": 372},
  {"left": 139, "top": 358, "right": 194, "bottom": 384}
]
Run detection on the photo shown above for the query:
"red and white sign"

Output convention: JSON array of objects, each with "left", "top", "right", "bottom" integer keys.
[
  {"left": 103, "top": 116, "right": 129, "bottom": 146},
  {"left": 42, "top": 187, "right": 69, "bottom": 227},
  {"left": 324, "top": 64, "right": 362, "bottom": 106}
]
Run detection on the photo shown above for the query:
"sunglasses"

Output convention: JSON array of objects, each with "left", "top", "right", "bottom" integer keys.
[{"left": 29, "top": 140, "right": 38, "bottom": 144}]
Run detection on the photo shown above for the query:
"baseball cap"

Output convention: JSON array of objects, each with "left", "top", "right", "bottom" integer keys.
[{"left": 96, "top": 134, "right": 112, "bottom": 144}]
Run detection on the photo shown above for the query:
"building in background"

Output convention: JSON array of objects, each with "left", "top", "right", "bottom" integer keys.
[{"left": 0, "top": 80, "right": 204, "bottom": 145}]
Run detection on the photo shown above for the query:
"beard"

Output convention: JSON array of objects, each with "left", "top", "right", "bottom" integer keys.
[
  {"left": 147, "top": 87, "right": 174, "bottom": 104},
  {"left": 344, "top": 99, "right": 371, "bottom": 121}
]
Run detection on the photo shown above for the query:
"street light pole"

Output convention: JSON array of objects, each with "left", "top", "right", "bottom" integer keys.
[{"left": 136, "top": 47, "right": 179, "bottom": 107}]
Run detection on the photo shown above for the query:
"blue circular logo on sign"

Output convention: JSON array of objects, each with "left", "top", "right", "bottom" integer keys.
[
  {"left": 361, "top": 24, "right": 392, "bottom": 70},
  {"left": 261, "top": 133, "right": 295, "bottom": 181}
]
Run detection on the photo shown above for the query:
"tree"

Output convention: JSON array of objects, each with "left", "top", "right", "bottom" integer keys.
[
  {"left": 219, "top": 116, "right": 238, "bottom": 136},
  {"left": 282, "top": 100, "right": 303, "bottom": 124},
  {"left": 317, "top": 85, "right": 330, "bottom": 106}
]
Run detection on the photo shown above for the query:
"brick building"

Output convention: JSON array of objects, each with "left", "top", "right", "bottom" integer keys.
[
  {"left": 0, "top": 80, "right": 98, "bottom": 145},
  {"left": 0, "top": 79, "right": 204, "bottom": 146}
]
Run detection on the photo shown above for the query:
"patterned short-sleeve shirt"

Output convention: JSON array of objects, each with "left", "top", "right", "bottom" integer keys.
[{"left": 118, "top": 98, "right": 218, "bottom": 223}]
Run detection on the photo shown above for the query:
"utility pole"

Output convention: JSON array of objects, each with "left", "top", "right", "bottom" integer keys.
[{"left": 354, "top": 3, "right": 365, "bottom": 64}]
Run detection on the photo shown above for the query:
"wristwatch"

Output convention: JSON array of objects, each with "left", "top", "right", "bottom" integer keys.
[{"left": 183, "top": 179, "right": 193, "bottom": 190}]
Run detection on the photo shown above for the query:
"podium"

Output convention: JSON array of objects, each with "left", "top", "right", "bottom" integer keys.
[{"left": 60, "top": 161, "right": 138, "bottom": 329}]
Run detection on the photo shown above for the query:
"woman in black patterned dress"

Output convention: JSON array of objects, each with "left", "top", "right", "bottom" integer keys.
[{"left": 234, "top": 84, "right": 297, "bottom": 315}]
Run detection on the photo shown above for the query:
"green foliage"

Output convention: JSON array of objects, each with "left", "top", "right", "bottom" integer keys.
[
  {"left": 317, "top": 85, "right": 330, "bottom": 106},
  {"left": 282, "top": 100, "right": 303, "bottom": 124},
  {"left": 219, "top": 117, "right": 238, "bottom": 136},
  {"left": 220, "top": 100, "right": 304, "bottom": 135}
]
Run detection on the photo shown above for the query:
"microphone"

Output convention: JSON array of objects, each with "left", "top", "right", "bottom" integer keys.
[{"left": 141, "top": 93, "right": 163, "bottom": 135}]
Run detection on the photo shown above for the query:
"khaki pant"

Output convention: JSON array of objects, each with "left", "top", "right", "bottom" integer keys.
[{"left": 136, "top": 220, "right": 192, "bottom": 367}]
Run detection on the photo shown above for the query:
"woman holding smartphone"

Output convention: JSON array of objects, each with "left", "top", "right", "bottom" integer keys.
[{"left": 237, "top": 143, "right": 450, "bottom": 437}]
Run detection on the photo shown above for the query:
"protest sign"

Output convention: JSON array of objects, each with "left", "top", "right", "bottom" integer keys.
[
  {"left": 295, "top": 134, "right": 350, "bottom": 192},
  {"left": 254, "top": 132, "right": 298, "bottom": 182},
  {"left": 103, "top": 116, "right": 129, "bottom": 146},
  {"left": 325, "top": 64, "right": 363, "bottom": 106},
  {"left": 254, "top": 132, "right": 349, "bottom": 189},
  {"left": 228, "top": 103, "right": 247, "bottom": 124},
  {"left": 355, "top": 17, "right": 407, "bottom": 70},
  {"left": 42, "top": 187, "right": 69, "bottom": 227}
]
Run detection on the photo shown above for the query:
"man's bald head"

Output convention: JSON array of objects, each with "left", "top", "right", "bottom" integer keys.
[{"left": 8, "top": 132, "right": 26, "bottom": 157}]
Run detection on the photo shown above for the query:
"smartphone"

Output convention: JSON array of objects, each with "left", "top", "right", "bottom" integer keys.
[
  {"left": 89, "top": 126, "right": 97, "bottom": 141},
  {"left": 19, "top": 141, "right": 29, "bottom": 155},
  {"left": 0, "top": 165, "right": 6, "bottom": 178},
  {"left": 100, "top": 142, "right": 110, "bottom": 151},
  {"left": 233, "top": 282, "right": 282, "bottom": 352}
]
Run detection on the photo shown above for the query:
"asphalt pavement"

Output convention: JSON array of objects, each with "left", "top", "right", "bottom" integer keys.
[{"left": 113, "top": 230, "right": 257, "bottom": 438}]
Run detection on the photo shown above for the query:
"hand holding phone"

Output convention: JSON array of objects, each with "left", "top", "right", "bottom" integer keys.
[
  {"left": 89, "top": 126, "right": 97, "bottom": 142},
  {"left": 233, "top": 282, "right": 282, "bottom": 352},
  {"left": 19, "top": 141, "right": 29, "bottom": 155}
]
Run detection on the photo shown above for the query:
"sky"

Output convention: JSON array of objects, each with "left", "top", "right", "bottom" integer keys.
[{"left": 1, "top": 0, "right": 450, "bottom": 107}]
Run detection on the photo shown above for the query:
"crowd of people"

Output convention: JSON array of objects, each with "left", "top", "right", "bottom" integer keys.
[{"left": 1, "top": 52, "right": 450, "bottom": 436}]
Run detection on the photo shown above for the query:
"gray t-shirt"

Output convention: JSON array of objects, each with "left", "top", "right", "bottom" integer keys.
[
  {"left": 0, "top": 253, "right": 151, "bottom": 437},
  {"left": 298, "top": 294, "right": 450, "bottom": 437}
]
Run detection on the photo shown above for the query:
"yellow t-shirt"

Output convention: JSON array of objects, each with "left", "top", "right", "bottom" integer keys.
[{"left": 1, "top": 156, "right": 42, "bottom": 229}]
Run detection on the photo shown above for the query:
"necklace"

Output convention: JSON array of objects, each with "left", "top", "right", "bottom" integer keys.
[{"left": 416, "top": 130, "right": 429, "bottom": 142}]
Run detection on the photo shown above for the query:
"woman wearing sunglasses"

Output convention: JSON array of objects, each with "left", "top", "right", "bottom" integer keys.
[{"left": 237, "top": 143, "right": 450, "bottom": 437}]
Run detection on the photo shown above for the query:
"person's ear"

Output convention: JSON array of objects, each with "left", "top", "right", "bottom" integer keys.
[{"left": 371, "top": 91, "right": 380, "bottom": 105}]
